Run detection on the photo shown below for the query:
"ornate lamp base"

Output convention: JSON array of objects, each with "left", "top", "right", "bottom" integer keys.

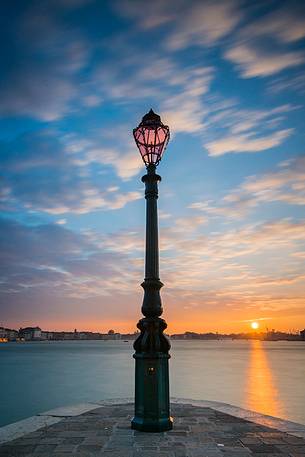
[{"left": 132, "top": 317, "right": 173, "bottom": 433}]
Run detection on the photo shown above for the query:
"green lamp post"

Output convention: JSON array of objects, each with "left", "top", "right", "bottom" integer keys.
[{"left": 131, "top": 109, "right": 173, "bottom": 432}]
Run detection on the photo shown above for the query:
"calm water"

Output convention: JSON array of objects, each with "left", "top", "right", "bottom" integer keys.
[{"left": 0, "top": 340, "right": 304, "bottom": 427}]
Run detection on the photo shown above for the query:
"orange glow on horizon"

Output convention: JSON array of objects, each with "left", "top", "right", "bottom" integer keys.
[{"left": 5, "top": 312, "right": 305, "bottom": 335}]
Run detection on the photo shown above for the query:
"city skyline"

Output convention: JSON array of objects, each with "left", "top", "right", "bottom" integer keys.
[{"left": 1, "top": 0, "right": 305, "bottom": 334}]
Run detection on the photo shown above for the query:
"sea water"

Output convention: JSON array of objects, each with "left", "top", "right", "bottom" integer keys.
[{"left": 0, "top": 339, "right": 304, "bottom": 427}]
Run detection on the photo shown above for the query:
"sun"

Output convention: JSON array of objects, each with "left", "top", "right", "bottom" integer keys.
[{"left": 251, "top": 321, "right": 259, "bottom": 330}]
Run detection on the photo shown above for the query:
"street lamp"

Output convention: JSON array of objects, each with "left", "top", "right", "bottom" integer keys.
[{"left": 131, "top": 109, "right": 173, "bottom": 432}]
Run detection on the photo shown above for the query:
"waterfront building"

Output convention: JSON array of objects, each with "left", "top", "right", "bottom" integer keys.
[
  {"left": 19, "top": 326, "right": 42, "bottom": 340},
  {"left": 0, "top": 327, "right": 19, "bottom": 341},
  {"left": 103, "top": 331, "right": 121, "bottom": 340},
  {"left": 53, "top": 331, "right": 75, "bottom": 340},
  {"left": 40, "top": 331, "right": 54, "bottom": 340},
  {"left": 0, "top": 327, "right": 8, "bottom": 342}
]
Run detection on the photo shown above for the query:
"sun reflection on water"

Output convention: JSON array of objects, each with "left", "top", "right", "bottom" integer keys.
[{"left": 246, "top": 340, "right": 284, "bottom": 418}]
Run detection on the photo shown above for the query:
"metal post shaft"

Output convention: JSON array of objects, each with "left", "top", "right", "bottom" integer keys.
[{"left": 131, "top": 164, "right": 172, "bottom": 432}]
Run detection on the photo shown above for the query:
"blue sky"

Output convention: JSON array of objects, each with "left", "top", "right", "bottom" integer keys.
[{"left": 1, "top": 0, "right": 305, "bottom": 333}]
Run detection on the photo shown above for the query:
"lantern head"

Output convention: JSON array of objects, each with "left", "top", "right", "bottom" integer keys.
[{"left": 133, "top": 109, "right": 170, "bottom": 167}]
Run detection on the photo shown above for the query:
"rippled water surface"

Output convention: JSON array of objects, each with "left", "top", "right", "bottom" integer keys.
[{"left": 0, "top": 340, "right": 304, "bottom": 427}]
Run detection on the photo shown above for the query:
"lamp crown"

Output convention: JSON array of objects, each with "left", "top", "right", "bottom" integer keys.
[{"left": 141, "top": 109, "right": 161, "bottom": 125}]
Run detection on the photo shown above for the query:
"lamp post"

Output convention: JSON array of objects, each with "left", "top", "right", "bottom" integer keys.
[{"left": 131, "top": 109, "right": 173, "bottom": 432}]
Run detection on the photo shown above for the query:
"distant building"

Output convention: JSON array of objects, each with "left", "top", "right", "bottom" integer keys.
[
  {"left": 0, "top": 327, "right": 8, "bottom": 342},
  {"left": 19, "top": 327, "right": 42, "bottom": 341},
  {"left": 78, "top": 332, "right": 90, "bottom": 340},
  {"left": 53, "top": 332, "right": 75, "bottom": 340},
  {"left": 0, "top": 327, "right": 19, "bottom": 341},
  {"left": 6, "top": 328, "right": 18, "bottom": 341},
  {"left": 41, "top": 331, "right": 54, "bottom": 340},
  {"left": 300, "top": 329, "right": 305, "bottom": 340},
  {"left": 49, "top": 330, "right": 122, "bottom": 340},
  {"left": 103, "top": 331, "right": 121, "bottom": 340},
  {"left": 121, "top": 332, "right": 139, "bottom": 340}
]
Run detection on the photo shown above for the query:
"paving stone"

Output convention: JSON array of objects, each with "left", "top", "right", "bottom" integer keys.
[
  {"left": 102, "top": 452, "right": 133, "bottom": 457},
  {"left": 77, "top": 444, "right": 104, "bottom": 452},
  {"left": 82, "top": 436, "right": 107, "bottom": 445},
  {"left": 250, "top": 454, "right": 291, "bottom": 457},
  {"left": 260, "top": 438, "right": 286, "bottom": 445},
  {"left": 33, "top": 444, "right": 58, "bottom": 453},
  {"left": 283, "top": 435, "right": 305, "bottom": 444},
  {"left": 174, "top": 450, "right": 189, "bottom": 457},
  {"left": 54, "top": 444, "right": 78, "bottom": 452},
  {"left": 133, "top": 451, "right": 175, "bottom": 457},
  {"left": 278, "top": 446, "right": 305, "bottom": 455},
  {"left": 189, "top": 448, "right": 222, "bottom": 457},
  {"left": 240, "top": 436, "right": 263, "bottom": 445},
  {"left": 0, "top": 444, "right": 36, "bottom": 456},
  {"left": 220, "top": 451, "right": 251, "bottom": 457},
  {"left": 62, "top": 437, "right": 84, "bottom": 445},
  {"left": 38, "top": 437, "right": 65, "bottom": 445}
]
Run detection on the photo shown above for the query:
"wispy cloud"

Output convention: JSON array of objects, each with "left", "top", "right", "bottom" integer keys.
[
  {"left": 165, "top": 0, "right": 242, "bottom": 50},
  {"left": 0, "top": 217, "right": 140, "bottom": 301},
  {"left": 268, "top": 73, "right": 305, "bottom": 95},
  {"left": 115, "top": 0, "right": 175, "bottom": 30},
  {"left": 162, "top": 67, "right": 213, "bottom": 133},
  {"left": 242, "top": 4, "right": 305, "bottom": 45},
  {"left": 0, "top": 2, "right": 93, "bottom": 121},
  {"left": 205, "top": 128, "right": 293, "bottom": 156},
  {"left": 203, "top": 100, "right": 295, "bottom": 156},
  {"left": 225, "top": 43, "right": 304, "bottom": 78},
  {"left": 81, "top": 148, "right": 143, "bottom": 180},
  {"left": 0, "top": 131, "right": 141, "bottom": 214},
  {"left": 225, "top": 3, "right": 305, "bottom": 78},
  {"left": 190, "top": 154, "right": 305, "bottom": 218},
  {"left": 117, "top": 0, "right": 243, "bottom": 49},
  {"left": 93, "top": 52, "right": 214, "bottom": 135},
  {"left": 0, "top": 73, "right": 77, "bottom": 122}
]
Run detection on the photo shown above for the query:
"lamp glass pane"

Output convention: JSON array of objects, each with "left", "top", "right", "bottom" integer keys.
[
  {"left": 134, "top": 120, "right": 169, "bottom": 166},
  {"left": 156, "top": 126, "right": 166, "bottom": 145}
]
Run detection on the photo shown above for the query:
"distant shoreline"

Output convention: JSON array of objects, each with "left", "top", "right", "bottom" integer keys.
[
  {"left": 2, "top": 325, "right": 304, "bottom": 342},
  {"left": 1, "top": 337, "right": 304, "bottom": 343}
]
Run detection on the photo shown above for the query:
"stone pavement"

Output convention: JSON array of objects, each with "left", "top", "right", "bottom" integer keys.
[{"left": 1, "top": 403, "right": 305, "bottom": 457}]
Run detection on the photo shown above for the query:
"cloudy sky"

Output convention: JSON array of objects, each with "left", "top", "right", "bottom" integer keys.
[{"left": 1, "top": 0, "right": 305, "bottom": 333}]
